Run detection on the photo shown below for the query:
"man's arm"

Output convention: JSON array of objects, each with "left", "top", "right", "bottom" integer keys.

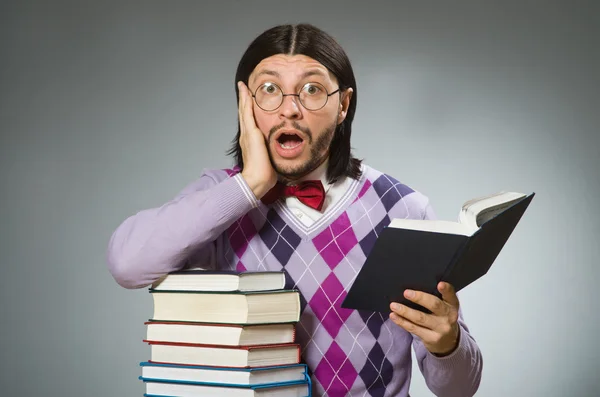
[
  {"left": 107, "top": 81, "right": 278, "bottom": 290},
  {"left": 106, "top": 172, "right": 259, "bottom": 289}
]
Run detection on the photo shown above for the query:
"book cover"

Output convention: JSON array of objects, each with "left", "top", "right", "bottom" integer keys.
[{"left": 341, "top": 192, "right": 534, "bottom": 313}]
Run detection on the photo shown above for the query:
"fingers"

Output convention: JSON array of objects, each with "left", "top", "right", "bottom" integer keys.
[
  {"left": 438, "top": 282, "right": 460, "bottom": 310},
  {"left": 389, "top": 310, "right": 437, "bottom": 341},
  {"left": 392, "top": 285, "right": 461, "bottom": 355},
  {"left": 237, "top": 81, "right": 258, "bottom": 132},
  {"left": 390, "top": 302, "right": 435, "bottom": 330},
  {"left": 403, "top": 289, "right": 449, "bottom": 316},
  {"left": 237, "top": 81, "right": 247, "bottom": 128}
]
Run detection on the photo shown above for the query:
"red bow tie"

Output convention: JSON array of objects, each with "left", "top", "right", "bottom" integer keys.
[{"left": 261, "top": 180, "right": 326, "bottom": 211}]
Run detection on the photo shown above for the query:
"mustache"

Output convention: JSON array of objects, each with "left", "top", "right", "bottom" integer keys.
[{"left": 268, "top": 121, "right": 312, "bottom": 142}]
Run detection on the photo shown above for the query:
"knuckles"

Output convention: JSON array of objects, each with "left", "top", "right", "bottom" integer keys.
[{"left": 431, "top": 299, "right": 443, "bottom": 313}]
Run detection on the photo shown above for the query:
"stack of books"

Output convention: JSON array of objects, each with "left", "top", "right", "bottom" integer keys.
[{"left": 139, "top": 269, "right": 311, "bottom": 396}]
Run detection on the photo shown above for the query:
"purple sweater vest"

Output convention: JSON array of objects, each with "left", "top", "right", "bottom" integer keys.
[{"left": 107, "top": 164, "right": 483, "bottom": 397}]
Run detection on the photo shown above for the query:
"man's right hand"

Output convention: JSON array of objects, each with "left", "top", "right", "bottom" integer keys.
[{"left": 237, "top": 81, "right": 277, "bottom": 199}]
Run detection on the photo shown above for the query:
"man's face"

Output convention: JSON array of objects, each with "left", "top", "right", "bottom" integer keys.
[{"left": 248, "top": 54, "right": 352, "bottom": 180}]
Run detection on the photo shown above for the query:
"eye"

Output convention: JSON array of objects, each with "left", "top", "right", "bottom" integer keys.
[
  {"left": 260, "top": 83, "right": 279, "bottom": 95},
  {"left": 303, "top": 83, "right": 323, "bottom": 95}
]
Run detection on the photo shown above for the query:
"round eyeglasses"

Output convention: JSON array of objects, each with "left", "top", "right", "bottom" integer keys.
[{"left": 251, "top": 82, "right": 340, "bottom": 111}]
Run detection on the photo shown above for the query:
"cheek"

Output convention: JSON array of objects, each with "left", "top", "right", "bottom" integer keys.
[{"left": 309, "top": 109, "right": 338, "bottom": 128}]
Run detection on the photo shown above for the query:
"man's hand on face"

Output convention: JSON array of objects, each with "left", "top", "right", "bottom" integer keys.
[
  {"left": 237, "top": 81, "right": 278, "bottom": 199},
  {"left": 389, "top": 282, "right": 461, "bottom": 356}
]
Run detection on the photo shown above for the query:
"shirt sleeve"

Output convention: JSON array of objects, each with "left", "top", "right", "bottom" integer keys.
[{"left": 106, "top": 171, "right": 258, "bottom": 289}]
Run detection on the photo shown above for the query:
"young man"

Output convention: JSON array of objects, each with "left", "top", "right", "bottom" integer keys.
[{"left": 107, "top": 23, "right": 483, "bottom": 397}]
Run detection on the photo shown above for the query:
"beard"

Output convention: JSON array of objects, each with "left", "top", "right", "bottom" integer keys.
[{"left": 267, "top": 119, "right": 337, "bottom": 181}]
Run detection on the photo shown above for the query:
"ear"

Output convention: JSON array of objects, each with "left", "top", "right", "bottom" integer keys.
[{"left": 337, "top": 87, "right": 353, "bottom": 125}]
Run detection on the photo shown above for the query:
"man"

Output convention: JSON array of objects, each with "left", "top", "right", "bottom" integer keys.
[{"left": 107, "top": 23, "right": 482, "bottom": 397}]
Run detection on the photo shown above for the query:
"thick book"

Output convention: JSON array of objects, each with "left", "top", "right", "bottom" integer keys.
[
  {"left": 341, "top": 191, "right": 535, "bottom": 313},
  {"left": 145, "top": 340, "right": 301, "bottom": 368},
  {"left": 150, "top": 289, "right": 301, "bottom": 324},
  {"left": 140, "top": 377, "right": 311, "bottom": 397},
  {"left": 139, "top": 362, "right": 308, "bottom": 386},
  {"left": 151, "top": 270, "right": 286, "bottom": 292},
  {"left": 145, "top": 321, "right": 296, "bottom": 346}
]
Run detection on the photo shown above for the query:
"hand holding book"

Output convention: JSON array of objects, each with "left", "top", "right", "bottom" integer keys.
[{"left": 389, "top": 281, "right": 461, "bottom": 356}]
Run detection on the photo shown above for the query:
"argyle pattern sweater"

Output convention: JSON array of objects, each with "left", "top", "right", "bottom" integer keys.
[{"left": 107, "top": 164, "right": 483, "bottom": 397}]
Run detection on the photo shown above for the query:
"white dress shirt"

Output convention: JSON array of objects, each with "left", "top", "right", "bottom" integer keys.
[{"left": 283, "top": 159, "right": 352, "bottom": 227}]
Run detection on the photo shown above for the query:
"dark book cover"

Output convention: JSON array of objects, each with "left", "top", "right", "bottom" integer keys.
[{"left": 341, "top": 193, "right": 534, "bottom": 313}]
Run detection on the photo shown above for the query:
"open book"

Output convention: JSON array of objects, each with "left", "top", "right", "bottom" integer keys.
[{"left": 341, "top": 191, "right": 535, "bottom": 313}]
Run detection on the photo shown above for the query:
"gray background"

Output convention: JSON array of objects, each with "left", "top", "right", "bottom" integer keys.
[{"left": 1, "top": 1, "right": 598, "bottom": 396}]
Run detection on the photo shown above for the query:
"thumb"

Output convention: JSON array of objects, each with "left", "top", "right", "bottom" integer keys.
[{"left": 438, "top": 282, "right": 460, "bottom": 309}]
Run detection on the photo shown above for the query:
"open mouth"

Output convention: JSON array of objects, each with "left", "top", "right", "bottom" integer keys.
[{"left": 276, "top": 132, "right": 304, "bottom": 149}]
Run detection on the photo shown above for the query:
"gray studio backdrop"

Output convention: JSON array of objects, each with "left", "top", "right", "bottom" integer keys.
[{"left": 1, "top": 1, "right": 598, "bottom": 396}]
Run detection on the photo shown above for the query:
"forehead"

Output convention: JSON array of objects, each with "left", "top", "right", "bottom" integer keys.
[{"left": 249, "top": 54, "right": 336, "bottom": 84}]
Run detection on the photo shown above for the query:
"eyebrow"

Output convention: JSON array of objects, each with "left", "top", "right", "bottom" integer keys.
[
  {"left": 300, "top": 70, "right": 328, "bottom": 79},
  {"left": 253, "top": 70, "right": 281, "bottom": 81}
]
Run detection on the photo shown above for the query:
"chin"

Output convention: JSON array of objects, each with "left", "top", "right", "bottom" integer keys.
[{"left": 273, "top": 159, "right": 310, "bottom": 178}]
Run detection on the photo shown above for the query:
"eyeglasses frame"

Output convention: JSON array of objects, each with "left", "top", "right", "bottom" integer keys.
[{"left": 250, "top": 81, "right": 341, "bottom": 111}]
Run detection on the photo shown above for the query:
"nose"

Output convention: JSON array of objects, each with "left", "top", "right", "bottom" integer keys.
[{"left": 279, "top": 94, "right": 302, "bottom": 120}]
